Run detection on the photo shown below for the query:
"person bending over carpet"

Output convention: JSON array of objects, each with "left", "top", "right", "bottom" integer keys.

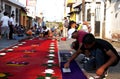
[
  {"left": 71, "top": 30, "right": 90, "bottom": 60},
  {"left": 43, "top": 26, "right": 49, "bottom": 38},
  {"left": 71, "top": 30, "right": 88, "bottom": 50},
  {"left": 64, "top": 33, "right": 120, "bottom": 77}
]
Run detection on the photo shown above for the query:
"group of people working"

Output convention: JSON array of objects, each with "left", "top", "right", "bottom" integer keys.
[
  {"left": 26, "top": 25, "right": 60, "bottom": 40},
  {"left": 63, "top": 17, "right": 120, "bottom": 78}
]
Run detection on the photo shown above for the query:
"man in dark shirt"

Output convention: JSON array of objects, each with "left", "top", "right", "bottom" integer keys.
[{"left": 64, "top": 33, "right": 120, "bottom": 77}]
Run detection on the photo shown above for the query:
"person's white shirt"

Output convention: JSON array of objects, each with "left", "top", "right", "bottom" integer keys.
[
  {"left": 1, "top": 16, "right": 9, "bottom": 27},
  {"left": 47, "top": 27, "right": 50, "bottom": 31},
  {"left": 9, "top": 17, "right": 15, "bottom": 26},
  {"left": 81, "top": 25, "right": 88, "bottom": 32},
  {"left": 43, "top": 27, "right": 49, "bottom": 32},
  {"left": 68, "top": 28, "right": 76, "bottom": 39}
]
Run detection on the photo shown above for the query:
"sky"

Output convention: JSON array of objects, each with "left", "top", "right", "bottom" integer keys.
[{"left": 36, "top": 0, "right": 64, "bottom": 22}]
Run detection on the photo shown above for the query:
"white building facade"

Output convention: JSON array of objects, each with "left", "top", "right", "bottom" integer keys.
[
  {"left": 105, "top": 0, "right": 120, "bottom": 40},
  {"left": 0, "top": 0, "right": 25, "bottom": 25}
]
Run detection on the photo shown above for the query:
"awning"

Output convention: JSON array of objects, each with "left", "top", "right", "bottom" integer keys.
[
  {"left": 74, "top": 3, "right": 82, "bottom": 9},
  {"left": 74, "top": 2, "right": 91, "bottom": 9},
  {"left": 73, "top": 1, "right": 82, "bottom": 8},
  {"left": 7, "top": 0, "right": 25, "bottom": 8}
]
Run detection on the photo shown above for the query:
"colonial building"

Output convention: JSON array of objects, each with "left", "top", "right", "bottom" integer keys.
[{"left": 0, "top": 0, "right": 25, "bottom": 25}]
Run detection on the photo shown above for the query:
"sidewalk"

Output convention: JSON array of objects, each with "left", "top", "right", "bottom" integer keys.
[
  {"left": 58, "top": 38, "right": 120, "bottom": 79},
  {"left": 0, "top": 34, "right": 27, "bottom": 50}
]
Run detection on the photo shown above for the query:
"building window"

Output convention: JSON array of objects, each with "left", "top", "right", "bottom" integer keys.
[
  {"left": 95, "top": 3, "right": 101, "bottom": 21},
  {"left": 5, "top": 4, "right": 11, "bottom": 17},
  {"left": 16, "top": 8, "right": 19, "bottom": 22},
  {"left": 87, "top": 9, "right": 91, "bottom": 21},
  {"left": 109, "top": 0, "right": 111, "bottom": 3}
]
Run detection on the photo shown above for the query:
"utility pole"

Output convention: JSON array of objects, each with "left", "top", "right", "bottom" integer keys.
[
  {"left": 100, "top": 0, "right": 106, "bottom": 38},
  {"left": 104, "top": 0, "right": 106, "bottom": 22},
  {"left": 102, "top": 0, "right": 106, "bottom": 38},
  {"left": 90, "top": 0, "right": 95, "bottom": 34},
  {"left": 82, "top": 0, "right": 85, "bottom": 21}
]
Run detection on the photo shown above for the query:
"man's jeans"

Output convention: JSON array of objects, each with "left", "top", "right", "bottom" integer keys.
[{"left": 83, "top": 48, "right": 106, "bottom": 71}]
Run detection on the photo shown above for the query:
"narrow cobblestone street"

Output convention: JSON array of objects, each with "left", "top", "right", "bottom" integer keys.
[
  {"left": 0, "top": 0, "right": 120, "bottom": 79},
  {"left": 0, "top": 36, "right": 120, "bottom": 79}
]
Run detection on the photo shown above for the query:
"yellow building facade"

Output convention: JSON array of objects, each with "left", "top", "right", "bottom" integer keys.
[
  {"left": 20, "top": 8, "right": 32, "bottom": 29},
  {"left": 66, "top": 0, "right": 76, "bottom": 21}
]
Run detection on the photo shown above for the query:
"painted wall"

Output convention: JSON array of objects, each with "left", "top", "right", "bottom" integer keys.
[
  {"left": 67, "top": 0, "right": 76, "bottom": 4},
  {"left": 105, "top": 0, "right": 120, "bottom": 39},
  {"left": 20, "top": 11, "right": 28, "bottom": 27},
  {"left": 2, "top": 1, "right": 21, "bottom": 25},
  {"left": 70, "top": 13, "right": 76, "bottom": 21}
]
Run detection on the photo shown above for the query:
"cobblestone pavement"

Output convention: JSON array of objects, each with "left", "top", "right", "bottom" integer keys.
[
  {"left": 58, "top": 38, "right": 120, "bottom": 79},
  {"left": 0, "top": 35, "right": 27, "bottom": 50},
  {"left": 0, "top": 38, "right": 18, "bottom": 50}
]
